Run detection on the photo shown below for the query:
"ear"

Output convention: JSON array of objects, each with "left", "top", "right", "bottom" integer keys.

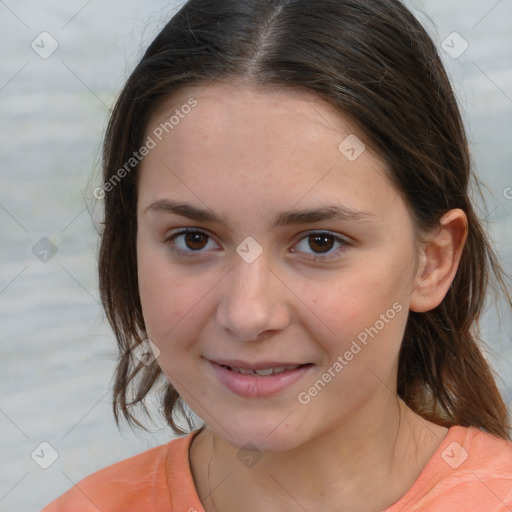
[{"left": 410, "top": 209, "right": 468, "bottom": 313}]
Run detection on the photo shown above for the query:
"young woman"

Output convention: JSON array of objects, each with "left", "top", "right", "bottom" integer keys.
[{"left": 43, "top": 0, "right": 512, "bottom": 510}]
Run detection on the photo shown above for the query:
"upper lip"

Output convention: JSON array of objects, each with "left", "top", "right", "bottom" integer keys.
[{"left": 209, "top": 359, "right": 310, "bottom": 370}]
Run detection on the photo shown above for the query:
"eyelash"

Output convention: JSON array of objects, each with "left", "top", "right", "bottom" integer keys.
[{"left": 165, "top": 229, "right": 349, "bottom": 262}]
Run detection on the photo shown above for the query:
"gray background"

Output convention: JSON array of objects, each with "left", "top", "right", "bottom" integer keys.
[{"left": 0, "top": 1, "right": 510, "bottom": 510}]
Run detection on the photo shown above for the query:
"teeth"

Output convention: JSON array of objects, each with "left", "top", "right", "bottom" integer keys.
[
  {"left": 255, "top": 368, "right": 274, "bottom": 376},
  {"left": 228, "top": 365, "right": 300, "bottom": 375}
]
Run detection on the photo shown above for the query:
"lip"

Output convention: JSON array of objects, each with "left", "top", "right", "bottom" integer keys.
[
  {"left": 212, "top": 358, "right": 309, "bottom": 370},
  {"left": 207, "top": 359, "right": 314, "bottom": 398}
]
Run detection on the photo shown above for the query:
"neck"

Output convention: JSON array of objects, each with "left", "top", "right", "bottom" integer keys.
[{"left": 190, "top": 397, "right": 448, "bottom": 512}]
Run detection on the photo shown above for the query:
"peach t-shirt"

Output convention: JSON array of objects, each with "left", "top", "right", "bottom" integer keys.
[{"left": 42, "top": 425, "right": 512, "bottom": 511}]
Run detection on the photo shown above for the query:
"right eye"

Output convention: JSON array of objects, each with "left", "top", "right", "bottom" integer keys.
[{"left": 165, "top": 229, "right": 220, "bottom": 256}]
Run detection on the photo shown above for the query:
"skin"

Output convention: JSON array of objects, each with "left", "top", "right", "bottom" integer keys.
[{"left": 136, "top": 80, "right": 468, "bottom": 511}]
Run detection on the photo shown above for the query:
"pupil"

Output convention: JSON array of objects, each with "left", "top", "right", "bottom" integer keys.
[
  {"left": 186, "top": 233, "right": 207, "bottom": 250},
  {"left": 310, "top": 235, "right": 333, "bottom": 254}
]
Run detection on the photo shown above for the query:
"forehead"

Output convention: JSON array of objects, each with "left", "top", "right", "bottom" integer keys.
[
  {"left": 146, "top": 81, "right": 366, "bottom": 160},
  {"left": 138, "top": 81, "right": 400, "bottom": 228}
]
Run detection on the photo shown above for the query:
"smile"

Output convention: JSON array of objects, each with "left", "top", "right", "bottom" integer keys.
[
  {"left": 221, "top": 364, "right": 302, "bottom": 376},
  {"left": 209, "top": 360, "right": 314, "bottom": 398}
]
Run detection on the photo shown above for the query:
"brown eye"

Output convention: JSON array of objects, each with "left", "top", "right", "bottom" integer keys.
[
  {"left": 166, "top": 229, "right": 218, "bottom": 255},
  {"left": 291, "top": 231, "right": 348, "bottom": 262},
  {"left": 183, "top": 232, "right": 209, "bottom": 250},
  {"left": 308, "top": 234, "right": 335, "bottom": 253}
]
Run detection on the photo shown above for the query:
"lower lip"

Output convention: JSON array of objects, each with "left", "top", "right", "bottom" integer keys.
[{"left": 209, "top": 361, "right": 313, "bottom": 398}]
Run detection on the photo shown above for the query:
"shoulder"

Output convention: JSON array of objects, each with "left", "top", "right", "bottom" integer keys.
[
  {"left": 41, "top": 433, "right": 196, "bottom": 512},
  {"left": 387, "top": 426, "right": 512, "bottom": 512},
  {"left": 434, "top": 427, "right": 512, "bottom": 510},
  {"left": 426, "top": 426, "right": 511, "bottom": 511},
  {"left": 457, "top": 426, "right": 512, "bottom": 472}
]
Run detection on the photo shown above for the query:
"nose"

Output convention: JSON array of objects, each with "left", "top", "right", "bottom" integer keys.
[{"left": 216, "top": 253, "right": 291, "bottom": 342}]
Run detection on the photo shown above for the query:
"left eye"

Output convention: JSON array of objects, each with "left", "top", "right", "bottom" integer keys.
[{"left": 291, "top": 232, "right": 347, "bottom": 261}]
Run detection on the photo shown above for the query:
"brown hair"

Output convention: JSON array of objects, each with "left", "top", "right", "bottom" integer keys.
[{"left": 98, "top": 0, "right": 512, "bottom": 439}]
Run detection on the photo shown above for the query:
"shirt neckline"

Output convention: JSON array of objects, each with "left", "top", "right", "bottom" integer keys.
[{"left": 174, "top": 425, "right": 466, "bottom": 512}]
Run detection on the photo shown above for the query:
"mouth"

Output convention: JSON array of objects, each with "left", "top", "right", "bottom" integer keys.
[
  {"left": 219, "top": 363, "right": 310, "bottom": 376},
  {"left": 208, "top": 359, "right": 314, "bottom": 398}
]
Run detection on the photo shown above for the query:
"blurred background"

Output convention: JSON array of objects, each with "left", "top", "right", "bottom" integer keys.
[{"left": 0, "top": 1, "right": 510, "bottom": 510}]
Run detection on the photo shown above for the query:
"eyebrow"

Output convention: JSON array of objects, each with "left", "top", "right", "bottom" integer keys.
[{"left": 144, "top": 199, "right": 375, "bottom": 229}]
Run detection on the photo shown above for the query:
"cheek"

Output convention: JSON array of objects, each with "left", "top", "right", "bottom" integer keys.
[
  {"left": 309, "top": 287, "right": 409, "bottom": 403},
  {"left": 305, "top": 259, "right": 412, "bottom": 372},
  {"left": 137, "top": 238, "right": 194, "bottom": 342},
  {"left": 312, "top": 271, "right": 406, "bottom": 333}
]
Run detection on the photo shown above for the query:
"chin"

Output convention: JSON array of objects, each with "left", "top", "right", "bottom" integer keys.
[{"left": 206, "top": 411, "right": 312, "bottom": 453}]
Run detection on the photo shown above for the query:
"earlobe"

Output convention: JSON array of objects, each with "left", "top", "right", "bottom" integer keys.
[{"left": 410, "top": 209, "right": 468, "bottom": 313}]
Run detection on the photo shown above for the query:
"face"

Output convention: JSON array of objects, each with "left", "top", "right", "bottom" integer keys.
[{"left": 136, "top": 81, "right": 421, "bottom": 451}]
